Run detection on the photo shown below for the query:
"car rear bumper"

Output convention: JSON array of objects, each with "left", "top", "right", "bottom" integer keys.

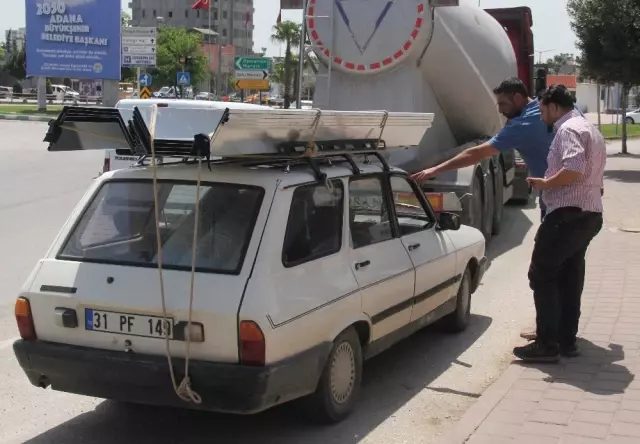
[{"left": 13, "top": 339, "right": 331, "bottom": 414}]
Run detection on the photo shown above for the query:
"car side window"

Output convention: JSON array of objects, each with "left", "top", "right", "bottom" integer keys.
[
  {"left": 282, "top": 180, "right": 344, "bottom": 267},
  {"left": 349, "top": 176, "right": 394, "bottom": 249},
  {"left": 389, "top": 176, "right": 433, "bottom": 236}
]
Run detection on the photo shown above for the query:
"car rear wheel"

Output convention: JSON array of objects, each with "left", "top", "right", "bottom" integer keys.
[
  {"left": 303, "top": 327, "right": 363, "bottom": 423},
  {"left": 441, "top": 267, "right": 472, "bottom": 333}
]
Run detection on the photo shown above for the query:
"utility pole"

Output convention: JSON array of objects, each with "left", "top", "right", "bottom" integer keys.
[
  {"left": 530, "top": 49, "right": 555, "bottom": 64},
  {"left": 296, "top": 0, "right": 308, "bottom": 109},
  {"left": 216, "top": 0, "right": 223, "bottom": 97}
]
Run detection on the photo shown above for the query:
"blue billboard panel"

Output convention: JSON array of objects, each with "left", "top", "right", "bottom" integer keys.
[{"left": 25, "top": 0, "right": 121, "bottom": 80}]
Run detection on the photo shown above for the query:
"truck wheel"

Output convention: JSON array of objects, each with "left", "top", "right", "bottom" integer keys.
[
  {"left": 442, "top": 267, "right": 472, "bottom": 333},
  {"left": 463, "top": 173, "right": 484, "bottom": 233},
  {"left": 481, "top": 172, "right": 494, "bottom": 241},
  {"left": 492, "top": 162, "right": 504, "bottom": 235},
  {"left": 303, "top": 327, "right": 363, "bottom": 423}
]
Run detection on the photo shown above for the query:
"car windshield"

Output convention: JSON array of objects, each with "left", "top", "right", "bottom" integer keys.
[{"left": 59, "top": 180, "right": 265, "bottom": 274}]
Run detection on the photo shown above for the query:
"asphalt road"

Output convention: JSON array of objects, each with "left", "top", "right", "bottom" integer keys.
[{"left": 0, "top": 121, "right": 541, "bottom": 444}]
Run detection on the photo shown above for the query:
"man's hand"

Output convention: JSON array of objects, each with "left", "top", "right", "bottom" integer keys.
[
  {"left": 526, "top": 177, "right": 551, "bottom": 190},
  {"left": 411, "top": 167, "right": 439, "bottom": 183}
]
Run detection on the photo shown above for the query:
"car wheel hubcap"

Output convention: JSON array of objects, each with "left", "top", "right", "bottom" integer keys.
[{"left": 330, "top": 342, "right": 355, "bottom": 404}]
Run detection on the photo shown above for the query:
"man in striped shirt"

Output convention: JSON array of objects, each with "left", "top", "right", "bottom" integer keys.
[{"left": 513, "top": 85, "right": 606, "bottom": 363}]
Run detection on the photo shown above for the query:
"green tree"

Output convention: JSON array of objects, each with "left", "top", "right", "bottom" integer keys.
[
  {"left": 545, "top": 53, "right": 576, "bottom": 74},
  {"left": 271, "top": 20, "right": 301, "bottom": 109},
  {"left": 152, "top": 27, "right": 208, "bottom": 94},
  {"left": 121, "top": 9, "right": 131, "bottom": 27},
  {"left": 567, "top": 0, "right": 640, "bottom": 153},
  {"left": 5, "top": 44, "right": 26, "bottom": 80}
]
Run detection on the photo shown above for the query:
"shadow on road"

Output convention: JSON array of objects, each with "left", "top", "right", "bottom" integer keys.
[
  {"left": 517, "top": 338, "right": 633, "bottom": 395},
  {"left": 604, "top": 169, "right": 640, "bottom": 183},
  {"left": 485, "top": 204, "right": 535, "bottom": 266},
  {"left": 23, "top": 316, "right": 493, "bottom": 444}
]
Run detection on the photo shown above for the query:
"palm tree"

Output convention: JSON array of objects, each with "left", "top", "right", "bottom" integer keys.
[{"left": 271, "top": 20, "right": 301, "bottom": 109}]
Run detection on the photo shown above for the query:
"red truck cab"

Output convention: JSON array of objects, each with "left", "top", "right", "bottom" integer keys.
[{"left": 484, "top": 7, "right": 535, "bottom": 97}]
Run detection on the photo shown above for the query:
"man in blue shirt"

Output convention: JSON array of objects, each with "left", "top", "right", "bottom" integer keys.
[{"left": 411, "top": 77, "right": 555, "bottom": 220}]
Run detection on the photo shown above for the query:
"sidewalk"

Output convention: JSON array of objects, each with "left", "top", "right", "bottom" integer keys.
[{"left": 437, "top": 142, "right": 640, "bottom": 443}]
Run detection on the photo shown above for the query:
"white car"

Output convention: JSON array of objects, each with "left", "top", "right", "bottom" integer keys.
[
  {"left": 625, "top": 108, "right": 640, "bottom": 124},
  {"left": 14, "top": 106, "right": 487, "bottom": 423}
]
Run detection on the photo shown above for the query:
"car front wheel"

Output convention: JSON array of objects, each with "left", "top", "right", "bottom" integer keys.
[
  {"left": 626, "top": 117, "right": 635, "bottom": 124},
  {"left": 303, "top": 327, "right": 363, "bottom": 423},
  {"left": 442, "top": 267, "right": 472, "bottom": 333}
]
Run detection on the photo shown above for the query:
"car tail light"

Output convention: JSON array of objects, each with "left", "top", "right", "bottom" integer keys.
[
  {"left": 239, "top": 321, "right": 265, "bottom": 366},
  {"left": 426, "top": 193, "right": 444, "bottom": 212},
  {"left": 15, "top": 297, "right": 37, "bottom": 341},
  {"left": 102, "top": 157, "right": 110, "bottom": 173}
]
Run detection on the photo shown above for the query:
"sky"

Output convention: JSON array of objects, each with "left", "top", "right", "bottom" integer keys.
[{"left": 1, "top": 0, "right": 577, "bottom": 58}]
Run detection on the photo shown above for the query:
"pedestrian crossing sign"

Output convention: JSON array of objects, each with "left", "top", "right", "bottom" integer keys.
[
  {"left": 177, "top": 72, "right": 191, "bottom": 86},
  {"left": 140, "top": 87, "right": 152, "bottom": 99}
]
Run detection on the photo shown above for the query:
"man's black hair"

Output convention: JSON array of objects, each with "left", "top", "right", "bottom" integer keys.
[
  {"left": 539, "top": 84, "right": 574, "bottom": 109},
  {"left": 493, "top": 77, "right": 529, "bottom": 98}
]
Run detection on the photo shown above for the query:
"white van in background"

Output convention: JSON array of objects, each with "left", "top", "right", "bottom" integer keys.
[{"left": 102, "top": 99, "right": 274, "bottom": 173}]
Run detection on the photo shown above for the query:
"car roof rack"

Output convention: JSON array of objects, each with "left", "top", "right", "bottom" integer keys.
[{"left": 43, "top": 105, "right": 434, "bottom": 180}]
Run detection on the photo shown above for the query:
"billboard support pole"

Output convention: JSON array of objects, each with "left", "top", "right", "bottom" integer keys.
[{"left": 37, "top": 77, "right": 47, "bottom": 112}]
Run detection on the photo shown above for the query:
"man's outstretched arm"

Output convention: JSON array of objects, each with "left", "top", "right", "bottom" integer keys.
[{"left": 411, "top": 142, "right": 499, "bottom": 182}]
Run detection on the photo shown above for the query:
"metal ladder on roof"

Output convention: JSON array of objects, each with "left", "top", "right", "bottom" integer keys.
[{"left": 302, "top": 0, "right": 337, "bottom": 109}]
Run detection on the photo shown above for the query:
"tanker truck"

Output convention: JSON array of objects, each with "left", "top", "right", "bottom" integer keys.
[{"left": 305, "top": 0, "right": 536, "bottom": 240}]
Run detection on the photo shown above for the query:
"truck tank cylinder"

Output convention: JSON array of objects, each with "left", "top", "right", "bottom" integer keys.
[{"left": 308, "top": 0, "right": 518, "bottom": 172}]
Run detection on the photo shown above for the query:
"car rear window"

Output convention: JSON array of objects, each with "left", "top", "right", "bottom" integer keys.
[{"left": 59, "top": 180, "right": 264, "bottom": 274}]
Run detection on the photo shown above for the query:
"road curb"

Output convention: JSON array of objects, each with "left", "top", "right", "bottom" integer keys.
[
  {"left": 0, "top": 113, "right": 52, "bottom": 122},
  {"left": 434, "top": 363, "right": 525, "bottom": 444}
]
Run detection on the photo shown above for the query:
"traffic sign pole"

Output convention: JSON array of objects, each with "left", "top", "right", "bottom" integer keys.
[{"left": 136, "top": 67, "right": 141, "bottom": 95}]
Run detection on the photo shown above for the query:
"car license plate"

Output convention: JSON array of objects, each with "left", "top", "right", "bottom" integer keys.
[{"left": 85, "top": 308, "right": 174, "bottom": 339}]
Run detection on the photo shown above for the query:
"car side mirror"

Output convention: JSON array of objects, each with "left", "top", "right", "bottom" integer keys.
[{"left": 437, "top": 212, "right": 461, "bottom": 231}]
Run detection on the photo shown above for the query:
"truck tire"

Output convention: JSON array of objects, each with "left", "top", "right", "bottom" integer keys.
[
  {"left": 492, "top": 162, "right": 504, "bottom": 235},
  {"left": 462, "top": 172, "right": 483, "bottom": 234},
  {"left": 442, "top": 267, "right": 472, "bottom": 332},
  {"left": 481, "top": 171, "right": 494, "bottom": 241},
  {"left": 303, "top": 327, "right": 363, "bottom": 423}
]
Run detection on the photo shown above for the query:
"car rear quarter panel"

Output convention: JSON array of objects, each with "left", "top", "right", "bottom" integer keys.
[{"left": 240, "top": 180, "right": 369, "bottom": 365}]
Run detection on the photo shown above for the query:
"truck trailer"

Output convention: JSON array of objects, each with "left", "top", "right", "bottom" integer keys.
[{"left": 306, "top": 0, "right": 536, "bottom": 239}]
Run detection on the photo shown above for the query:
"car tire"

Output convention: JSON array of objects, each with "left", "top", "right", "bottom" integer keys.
[
  {"left": 303, "top": 327, "right": 363, "bottom": 423},
  {"left": 491, "top": 162, "right": 503, "bottom": 235},
  {"left": 442, "top": 267, "right": 472, "bottom": 333},
  {"left": 625, "top": 117, "right": 635, "bottom": 124}
]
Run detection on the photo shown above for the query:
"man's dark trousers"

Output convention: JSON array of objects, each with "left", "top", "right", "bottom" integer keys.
[{"left": 528, "top": 207, "right": 603, "bottom": 348}]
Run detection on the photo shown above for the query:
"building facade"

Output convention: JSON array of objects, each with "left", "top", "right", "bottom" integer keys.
[{"left": 128, "top": 0, "right": 254, "bottom": 55}]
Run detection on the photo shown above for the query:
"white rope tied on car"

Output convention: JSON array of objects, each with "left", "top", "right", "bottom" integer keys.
[{"left": 148, "top": 104, "right": 202, "bottom": 405}]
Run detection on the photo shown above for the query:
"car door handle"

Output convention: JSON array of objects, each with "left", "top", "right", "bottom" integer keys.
[
  {"left": 355, "top": 260, "right": 371, "bottom": 270},
  {"left": 408, "top": 243, "right": 421, "bottom": 251}
]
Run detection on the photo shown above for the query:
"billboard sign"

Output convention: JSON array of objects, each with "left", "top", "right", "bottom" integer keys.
[{"left": 25, "top": 0, "right": 121, "bottom": 80}]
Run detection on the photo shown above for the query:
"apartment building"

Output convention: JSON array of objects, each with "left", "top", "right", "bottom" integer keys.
[{"left": 128, "top": 0, "right": 254, "bottom": 55}]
